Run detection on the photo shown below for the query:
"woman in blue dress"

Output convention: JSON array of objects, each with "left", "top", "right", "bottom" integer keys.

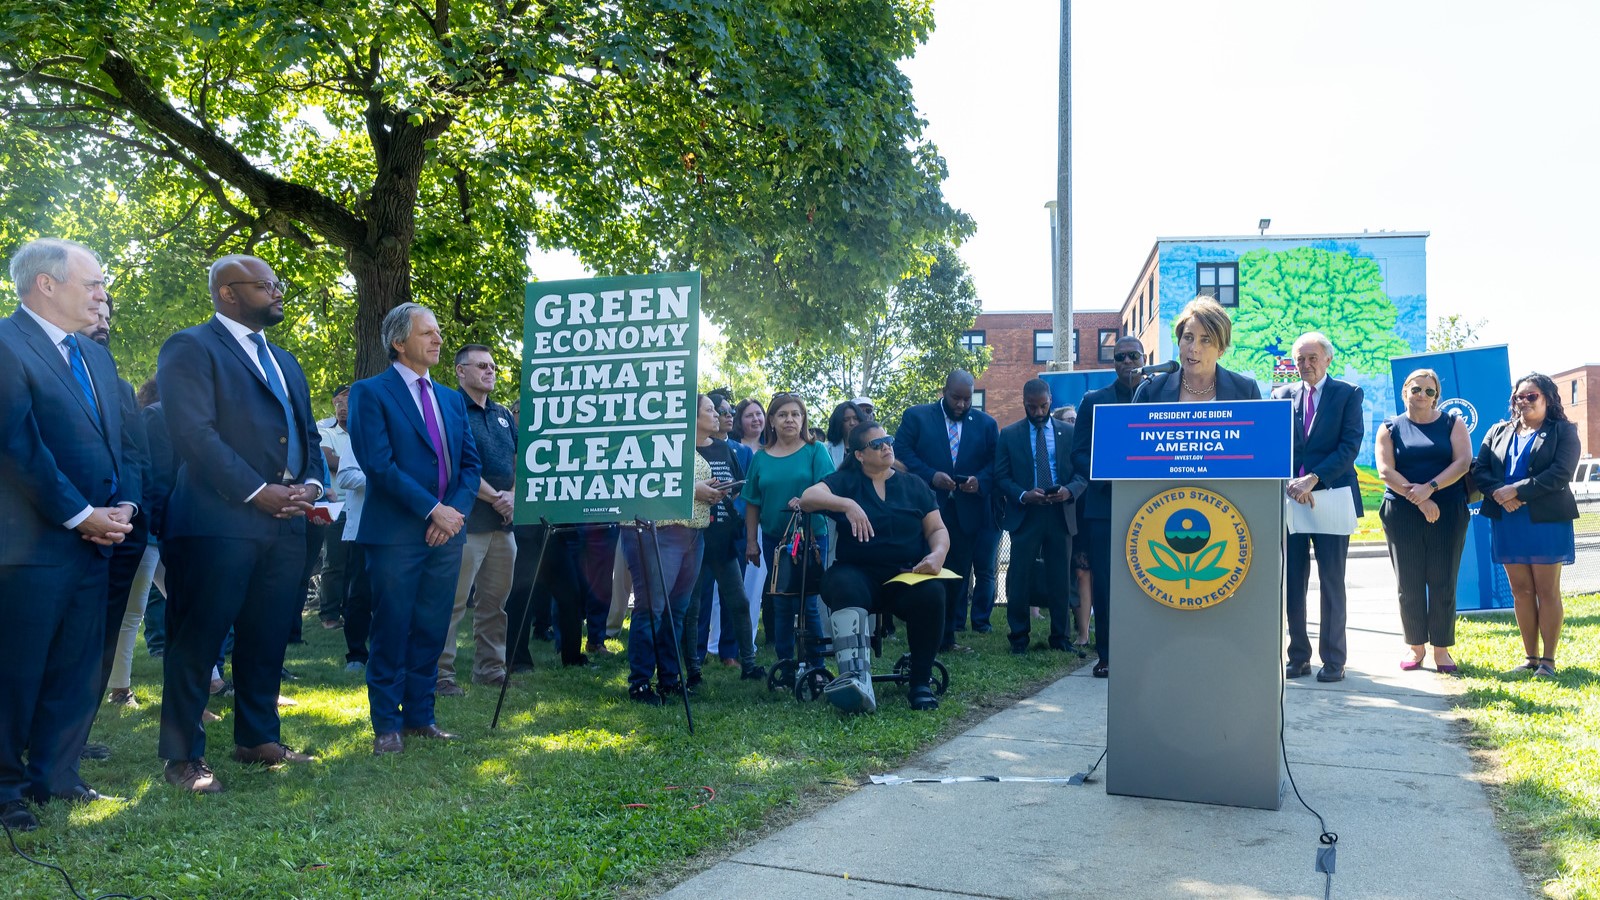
[{"left": 1471, "top": 374, "right": 1581, "bottom": 678}]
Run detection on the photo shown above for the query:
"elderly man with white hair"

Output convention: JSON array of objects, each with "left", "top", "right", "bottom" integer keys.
[{"left": 1272, "top": 331, "right": 1366, "bottom": 684}]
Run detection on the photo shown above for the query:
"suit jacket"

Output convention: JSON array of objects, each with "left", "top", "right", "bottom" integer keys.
[
  {"left": 893, "top": 400, "right": 998, "bottom": 533},
  {"left": 1070, "top": 379, "right": 1137, "bottom": 521},
  {"left": 157, "top": 316, "right": 322, "bottom": 541},
  {"left": 995, "top": 417, "right": 1087, "bottom": 534},
  {"left": 114, "top": 378, "right": 152, "bottom": 548},
  {"left": 1271, "top": 377, "right": 1366, "bottom": 518},
  {"left": 141, "top": 402, "right": 177, "bottom": 540},
  {"left": 0, "top": 309, "right": 143, "bottom": 564},
  {"left": 1133, "top": 364, "right": 1263, "bottom": 403},
  {"left": 348, "top": 365, "right": 481, "bottom": 545},
  {"left": 1471, "top": 418, "right": 1580, "bottom": 523}
]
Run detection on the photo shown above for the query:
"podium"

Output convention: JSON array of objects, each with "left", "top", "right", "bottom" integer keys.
[{"left": 1090, "top": 399, "right": 1293, "bottom": 810}]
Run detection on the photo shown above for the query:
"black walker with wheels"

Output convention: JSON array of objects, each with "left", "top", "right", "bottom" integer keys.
[{"left": 764, "top": 514, "right": 949, "bottom": 703}]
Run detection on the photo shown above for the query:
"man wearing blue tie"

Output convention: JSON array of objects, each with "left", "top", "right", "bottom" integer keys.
[
  {"left": 1, "top": 239, "right": 141, "bottom": 832},
  {"left": 348, "top": 303, "right": 481, "bottom": 755},
  {"left": 156, "top": 255, "right": 324, "bottom": 793}
]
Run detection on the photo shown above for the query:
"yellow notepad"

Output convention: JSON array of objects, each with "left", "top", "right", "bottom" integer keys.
[{"left": 886, "top": 568, "right": 961, "bottom": 586}]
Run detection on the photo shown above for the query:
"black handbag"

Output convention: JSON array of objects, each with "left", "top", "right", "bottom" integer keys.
[{"left": 768, "top": 510, "right": 822, "bottom": 597}]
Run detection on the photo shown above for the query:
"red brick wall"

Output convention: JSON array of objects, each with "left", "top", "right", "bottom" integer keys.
[
  {"left": 1552, "top": 364, "right": 1600, "bottom": 458},
  {"left": 969, "top": 310, "right": 1121, "bottom": 428}
]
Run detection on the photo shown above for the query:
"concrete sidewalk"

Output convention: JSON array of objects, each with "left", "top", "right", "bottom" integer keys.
[{"left": 661, "top": 554, "right": 1530, "bottom": 899}]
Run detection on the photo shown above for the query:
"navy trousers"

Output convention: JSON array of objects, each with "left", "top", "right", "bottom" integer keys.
[
  {"left": 1286, "top": 532, "right": 1351, "bottom": 670},
  {"left": 363, "top": 541, "right": 463, "bottom": 734}
]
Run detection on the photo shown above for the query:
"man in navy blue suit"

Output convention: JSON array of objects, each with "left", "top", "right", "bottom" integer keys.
[
  {"left": 893, "top": 370, "right": 998, "bottom": 652},
  {"left": 1, "top": 238, "right": 142, "bottom": 831},
  {"left": 157, "top": 255, "right": 323, "bottom": 793},
  {"left": 995, "top": 379, "right": 1087, "bottom": 654},
  {"left": 348, "top": 303, "right": 480, "bottom": 755},
  {"left": 1273, "top": 332, "right": 1366, "bottom": 683}
]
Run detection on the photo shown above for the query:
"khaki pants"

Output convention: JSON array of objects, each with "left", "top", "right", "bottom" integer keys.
[{"left": 438, "top": 530, "right": 516, "bottom": 683}]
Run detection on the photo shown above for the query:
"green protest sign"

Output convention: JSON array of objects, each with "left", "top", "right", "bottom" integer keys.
[{"left": 515, "top": 272, "right": 700, "bottom": 524}]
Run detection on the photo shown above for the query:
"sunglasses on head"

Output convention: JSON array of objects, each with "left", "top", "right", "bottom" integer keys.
[
  {"left": 859, "top": 436, "right": 894, "bottom": 451},
  {"left": 1408, "top": 386, "right": 1437, "bottom": 397},
  {"left": 1113, "top": 351, "right": 1144, "bottom": 362},
  {"left": 1513, "top": 392, "right": 1542, "bottom": 403}
]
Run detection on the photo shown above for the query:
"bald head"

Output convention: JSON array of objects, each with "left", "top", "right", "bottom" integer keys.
[
  {"left": 209, "top": 255, "right": 285, "bottom": 331},
  {"left": 942, "top": 369, "right": 975, "bottom": 420}
]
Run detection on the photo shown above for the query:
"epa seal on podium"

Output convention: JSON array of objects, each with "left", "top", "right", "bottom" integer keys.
[{"left": 1126, "top": 486, "right": 1252, "bottom": 610}]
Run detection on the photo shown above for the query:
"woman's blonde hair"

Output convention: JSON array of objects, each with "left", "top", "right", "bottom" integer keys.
[
  {"left": 1401, "top": 368, "right": 1442, "bottom": 410},
  {"left": 1173, "top": 296, "right": 1233, "bottom": 354}
]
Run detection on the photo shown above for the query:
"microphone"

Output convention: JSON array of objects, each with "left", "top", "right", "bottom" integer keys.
[{"left": 1134, "top": 359, "right": 1180, "bottom": 377}]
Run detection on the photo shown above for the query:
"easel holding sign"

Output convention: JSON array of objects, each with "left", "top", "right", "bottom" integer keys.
[{"left": 1092, "top": 398, "right": 1293, "bottom": 810}]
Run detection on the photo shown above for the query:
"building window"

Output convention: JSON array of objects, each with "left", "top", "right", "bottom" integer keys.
[
  {"left": 1033, "top": 330, "right": 1054, "bottom": 365},
  {"left": 1071, "top": 329, "right": 1080, "bottom": 363},
  {"left": 1098, "top": 329, "right": 1119, "bottom": 363},
  {"left": 971, "top": 389, "right": 986, "bottom": 411},
  {"left": 1197, "top": 262, "right": 1238, "bottom": 307},
  {"left": 960, "top": 330, "right": 986, "bottom": 353},
  {"left": 1573, "top": 380, "right": 1580, "bottom": 405}
]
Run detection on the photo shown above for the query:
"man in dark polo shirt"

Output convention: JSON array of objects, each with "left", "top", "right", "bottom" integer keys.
[{"left": 434, "top": 344, "right": 518, "bottom": 695}]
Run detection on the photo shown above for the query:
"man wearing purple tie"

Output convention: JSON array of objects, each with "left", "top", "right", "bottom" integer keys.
[
  {"left": 347, "top": 303, "right": 481, "bottom": 755},
  {"left": 1272, "top": 332, "right": 1365, "bottom": 684}
]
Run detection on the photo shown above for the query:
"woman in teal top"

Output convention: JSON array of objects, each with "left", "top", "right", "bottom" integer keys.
[{"left": 743, "top": 393, "right": 835, "bottom": 667}]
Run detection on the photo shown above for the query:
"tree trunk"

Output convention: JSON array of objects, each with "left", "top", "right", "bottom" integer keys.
[{"left": 348, "top": 241, "right": 415, "bottom": 377}]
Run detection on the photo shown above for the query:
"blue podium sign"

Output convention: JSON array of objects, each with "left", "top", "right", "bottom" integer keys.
[{"left": 1090, "top": 399, "right": 1294, "bottom": 481}]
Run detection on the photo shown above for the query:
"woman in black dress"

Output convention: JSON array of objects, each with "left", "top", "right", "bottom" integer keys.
[{"left": 800, "top": 423, "right": 950, "bottom": 712}]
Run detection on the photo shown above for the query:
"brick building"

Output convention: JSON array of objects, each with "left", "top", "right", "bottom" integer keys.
[
  {"left": 966, "top": 308, "right": 1122, "bottom": 427},
  {"left": 1552, "top": 363, "right": 1599, "bottom": 457}
]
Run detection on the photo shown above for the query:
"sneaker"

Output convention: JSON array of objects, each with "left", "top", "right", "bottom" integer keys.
[
  {"left": 628, "top": 683, "right": 663, "bottom": 706},
  {"left": 321, "top": 618, "right": 344, "bottom": 630},
  {"left": 435, "top": 680, "right": 466, "bottom": 698},
  {"left": 657, "top": 681, "right": 695, "bottom": 698},
  {"left": 344, "top": 661, "right": 366, "bottom": 674},
  {"left": 740, "top": 665, "right": 768, "bottom": 681},
  {"left": 108, "top": 688, "right": 139, "bottom": 708},
  {"left": 908, "top": 685, "right": 940, "bottom": 711}
]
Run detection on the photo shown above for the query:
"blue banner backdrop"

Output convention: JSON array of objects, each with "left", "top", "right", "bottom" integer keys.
[{"left": 1387, "top": 345, "right": 1513, "bottom": 610}]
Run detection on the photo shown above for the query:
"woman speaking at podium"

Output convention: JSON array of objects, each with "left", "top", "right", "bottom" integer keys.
[{"left": 1132, "top": 297, "right": 1262, "bottom": 404}]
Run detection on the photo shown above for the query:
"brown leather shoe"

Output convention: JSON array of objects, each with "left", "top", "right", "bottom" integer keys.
[
  {"left": 164, "top": 759, "right": 224, "bottom": 794},
  {"left": 585, "top": 638, "right": 611, "bottom": 656},
  {"left": 435, "top": 680, "right": 466, "bottom": 698},
  {"left": 402, "top": 724, "right": 458, "bottom": 741},
  {"left": 232, "top": 742, "right": 315, "bottom": 766},
  {"left": 373, "top": 732, "right": 404, "bottom": 755},
  {"left": 107, "top": 688, "right": 139, "bottom": 708}
]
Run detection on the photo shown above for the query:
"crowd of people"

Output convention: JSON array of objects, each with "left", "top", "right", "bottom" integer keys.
[{"left": 1, "top": 238, "right": 1585, "bottom": 837}]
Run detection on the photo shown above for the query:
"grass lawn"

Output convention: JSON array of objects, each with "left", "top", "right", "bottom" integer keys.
[
  {"left": 5, "top": 610, "right": 1082, "bottom": 899},
  {"left": 1453, "top": 593, "right": 1600, "bottom": 899}
]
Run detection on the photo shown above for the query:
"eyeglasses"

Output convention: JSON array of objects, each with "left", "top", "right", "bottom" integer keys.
[
  {"left": 225, "top": 280, "right": 290, "bottom": 295},
  {"left": 1113, "top": 351, "right": 1145, "bottom": 363},
  {"left": 1513, "top": 392, "right": 1542, "bottom": 404},
  {"left": 1408, "top": 386, "right": 1437, "bottom": 397},
  {"left": 459, "top": 361, "right": 497, "bottom": 371},
  {"left": 859, "top": 436, "right": 894, "bottom": 452}
]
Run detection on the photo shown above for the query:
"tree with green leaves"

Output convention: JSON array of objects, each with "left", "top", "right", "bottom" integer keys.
[
  {"left": 1427, "top": 313, "right": 1488, "bottom": 352},
  {"left": 1228, "top": 246, "right": 1411, "bottom": 381},
  {"left": 1, "top": 0, "right": 966, "bottom": 380},
  {"left": 759, "top": 241, "right": 985, "bottom": 431}
]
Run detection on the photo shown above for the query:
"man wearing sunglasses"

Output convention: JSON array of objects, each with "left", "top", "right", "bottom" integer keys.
[
  {"left": 1273, "top": 332, "right": 1366, "bottom": 684},
  {"left": 1069, "top": 335, "right": 1148, "bottom": 678}
]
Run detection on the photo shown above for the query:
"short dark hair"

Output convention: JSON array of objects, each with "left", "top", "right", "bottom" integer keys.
[
  {"left": 826, "top": 401, "right": 864, "bottom": 444},
  {"left": 1023, "top": 378, "right": 1051, "bottom": 399},
  {"left": 731, "top": 397, "right": 764, "bottom": 442},
  {"left": 454, "top": 344, "right": 492, "bottom": 367},
  {"left": 840, "top": 421, "right": 888, "bottom": 473}
]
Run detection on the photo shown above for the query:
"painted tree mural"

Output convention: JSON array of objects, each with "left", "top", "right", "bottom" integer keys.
[{"left": 1228, "top": 246, "right": 1412, "bottom": 382}]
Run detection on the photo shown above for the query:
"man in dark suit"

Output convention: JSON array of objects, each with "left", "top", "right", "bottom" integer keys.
[
  {"left": 1, "top": 238, "right": 141, "bottom": 831},
  {"left": 996, "top": 379, "right": 1087, "bottom": 654},
  {"left": 893, "top": 370, "right": 998, "bottom": 651},
  {"left": 1070, "top": 336, "right": 1146, "bottom": 678},
  {"left": 157, "top": 255, "right": 323, "bottom": 793},
  {"left": 1273, "top": 332, "right": 1365, "bottom": 683},
  {"left": 348, "top": 303, "right": 480, "bottom": 755}
]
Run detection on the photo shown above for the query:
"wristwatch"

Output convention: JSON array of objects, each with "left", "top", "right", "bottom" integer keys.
[{"left": 1428, "top": 480, "right": 1439, "bottom": 490}]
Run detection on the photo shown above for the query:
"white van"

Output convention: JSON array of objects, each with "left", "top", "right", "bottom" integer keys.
[{"left": 1575, "top": 457, "right": 1600, "bottom": 496}]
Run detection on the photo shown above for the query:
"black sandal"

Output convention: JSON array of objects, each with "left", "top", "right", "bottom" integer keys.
[
  {"left": 1534, "top": 657, "right": 1557, "bottom": 678},
  {"left": 908, "top": 684, "right": 939, "bottom": 711}
]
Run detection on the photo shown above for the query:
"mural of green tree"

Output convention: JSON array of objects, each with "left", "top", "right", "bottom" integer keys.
[{"left": 1228, "top": 246, "right": 1412, "bottom": 381}]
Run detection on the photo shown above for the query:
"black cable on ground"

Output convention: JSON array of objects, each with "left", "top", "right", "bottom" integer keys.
[
  {"left": 1280, "top": 674, "right": 1338, "bottom": 900},
  {"left": 3, "top": 815, "right": 158, "bottom": 900}
]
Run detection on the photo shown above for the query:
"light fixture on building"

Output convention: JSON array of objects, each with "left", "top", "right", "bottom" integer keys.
[{"left": 1258, "top": 218, "right": 1271, "bottom": 235}]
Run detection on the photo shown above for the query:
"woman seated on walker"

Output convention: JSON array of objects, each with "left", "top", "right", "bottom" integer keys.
[{"left": 800, "top": 422, "right": 950, "bottom": 712}]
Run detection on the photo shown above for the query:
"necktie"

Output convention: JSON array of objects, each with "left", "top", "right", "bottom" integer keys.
[
  {"left": 248, "top": 333, "right": 304, "bottom": 480},
  {"left": 417, "top": 378, "right": 449, "bottom": 500},
  {"left": 1299, "top": 386, "right": 1316, "bottom": 476},
  {"left": 947, "top": 417, "right": 961, "bottom": 465},
  {"left": 1034, "top": 422, "right": 1052, "bottom": 489},
  {"left": 64, "top": 335, "right": 117, "bottom": 495}
]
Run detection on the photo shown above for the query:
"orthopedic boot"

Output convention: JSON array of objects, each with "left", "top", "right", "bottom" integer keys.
[{"left": 823, "top": 606, "right": 876, "bottom": 714}]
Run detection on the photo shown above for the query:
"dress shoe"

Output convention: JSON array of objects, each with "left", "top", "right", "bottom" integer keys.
[
  {"left": 511, "top": 662, "right": 536, "bottom": 674},
  {"left": 232, "top": 742, "right": 315, "bottom": 766},
  {"left": 202, "top": 709, "right": 222, "bottom": 723},
  {"left": 1, "top": 799, "right": 39, "bottom": 832},
  {"left": 435, "top": 680, "right": 466, "bottom": 697},
  {"left": 107, "top": 688, "right": 139, "bottom": 708},
  {"left": 1092, "top": 659, "right": 1109, "bottom": 678},
  {"left": 320, "top": 617, "right": 344, "bottom": 630},
  {"left": 164, "top": 759, "right": 224, "bottom": 794},
  {"left": 560, "top": 654, "right": 590, "bottom": 668},
  {"left": 586, "top": 638, "right": 612, "bottom": 656},
  {"left": 80, "top": 742, "right": 112, "bottom": 761},
  {"left": 471, "top": 673, "right": 515, "bottom": 688},
  {"left": 939, "top": 643, "right": 974, "bottom": 654},
  {"left": 49, "top": 783, "right": 104, "bottom": 804},
  {"left": 1009, "top": 644, "right": 1028, "bottom": 656},
  {"left": 345, "top": 661, "right": 367, "bottom": 674},
  {"left": 402, "top": 724, "right": 458, "bottom": 741},
  {"left": 373, "top": 732, "right": 404, "bottom": 755},
  {"left": 973, "top": 624, "right": 994, "bottom": 634},
  {"left": 740, "top": 664, "right": 767, "bottom": 681},
  {"left": 629, "top": 683, "right": 663, "bottom": 706},
  {"left": 1316, "top": 665, "right": 1345, "bottom": 683},
  {"left": 1285, "top": 661, "right": 1312, "bottom": 679}
]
